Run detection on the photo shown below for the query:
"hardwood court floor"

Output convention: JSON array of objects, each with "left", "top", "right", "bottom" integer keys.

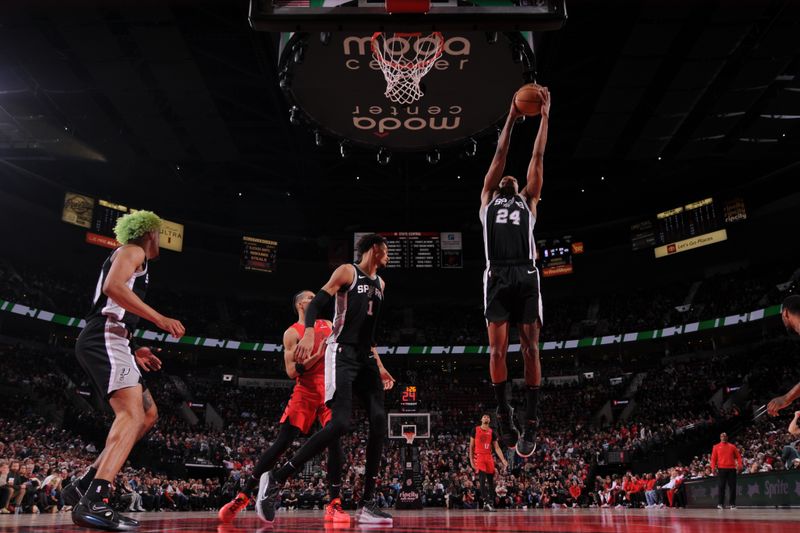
[{"left": 0, "top": 507, "right": 797, "bottom": 533}]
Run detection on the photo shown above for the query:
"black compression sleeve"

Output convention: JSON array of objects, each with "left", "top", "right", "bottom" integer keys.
[{"left": 304, "top": 290, "right": 333, "bottom": 328}]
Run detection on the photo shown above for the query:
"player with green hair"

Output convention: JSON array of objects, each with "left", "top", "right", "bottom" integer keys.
[
  {"left": 113, "top": 210, "right": 163, "bottom": 245},
  {"left": 67, "top": 209, "right": 186, "bottom": 532}
]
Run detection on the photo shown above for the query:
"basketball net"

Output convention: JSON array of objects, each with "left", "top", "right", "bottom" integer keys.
[
  {"left": 371, "top": 32, "right": 444, "bottom": 104},
  {"left": 403, "top": 430, "right": 416, "bottom": 445}
]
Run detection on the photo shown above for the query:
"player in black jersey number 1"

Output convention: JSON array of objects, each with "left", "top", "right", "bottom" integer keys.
[
  {"left": 480, "top": 87, "right": 551, "bottom": 458},
  {"left": 66, "top": 211, "right": 185, "bottom": 531},
  {"left": 256, "top": 234, "right": 396, "bottom": 526}
]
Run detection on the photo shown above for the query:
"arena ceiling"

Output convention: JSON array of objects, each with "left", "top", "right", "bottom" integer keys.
[{"left": 0, "top": 0, "right": 797, "bottom": 239}]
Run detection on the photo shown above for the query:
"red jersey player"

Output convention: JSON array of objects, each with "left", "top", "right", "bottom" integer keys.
[
  {"left": 469, "top": 414, "right": 509, "bottom": 512},
  {"left": 219, "top": 290, "right": 349, "bottom": 525}
]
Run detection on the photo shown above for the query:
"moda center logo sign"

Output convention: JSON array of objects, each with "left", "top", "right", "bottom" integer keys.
[{"left": 280, "top": 31, "right": 535, "bottom": 151}]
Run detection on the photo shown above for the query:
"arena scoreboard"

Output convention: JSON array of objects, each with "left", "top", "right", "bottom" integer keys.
[
  {"left": 241, "top": 236, "right": 278, "bottom": 273},
  {"left": 62, "top": 193, "right": 184, "bottom": 252},
  {"left": 353, "top": 232, "right": 462, "bottom": 268},
  {"left": 91, "top": 199, "right": 128, "bottom": 238},
  {"left": 536, "top": 236, "right": 584, "bottom": 278},
  {"left": 631, "top": 197, "right": 746, "bottom": 257}
]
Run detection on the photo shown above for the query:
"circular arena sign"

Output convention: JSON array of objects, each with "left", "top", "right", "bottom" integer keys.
[{"left": 279, "top": 31, "right": 536, "bottom": 152}]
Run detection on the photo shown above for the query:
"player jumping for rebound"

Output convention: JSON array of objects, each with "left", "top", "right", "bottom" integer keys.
[
  {"left": 469, "top": 414, "right": 508, "bottom": 512},
  {"left": 218, "top": 290, "right": 349, "bottom": 525},
  {"left": 480, "top": 86, "right": 551, "bottom": 458},
  {"left": 256, "top": 234, "right": 396, "bottom": 525}
]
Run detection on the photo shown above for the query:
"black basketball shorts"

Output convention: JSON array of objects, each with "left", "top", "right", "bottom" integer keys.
[
  {"left": 323, "top": 342, "right": 383, "bottom": 405},
  {"left": 483, "top": 264, "right": 543, "bottom": 325},
  {"left": 75, "top": 317, "right": 146, "bottom": 398}
]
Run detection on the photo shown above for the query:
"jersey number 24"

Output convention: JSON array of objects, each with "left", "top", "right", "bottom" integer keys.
[{"left": 495, "top": 208, "right": 521, "bottom": 226}]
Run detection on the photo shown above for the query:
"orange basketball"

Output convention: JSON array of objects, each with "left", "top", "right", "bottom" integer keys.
[{"left": 513, "top": 84, "right": 543, "bottom": 116}]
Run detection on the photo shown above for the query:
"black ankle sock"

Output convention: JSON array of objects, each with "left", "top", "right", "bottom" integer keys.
[
  {"left": 525, "top": 385, "right": 540, "bottom": 421},
  {"left": 85, "top": 479, "right": 111, "bottom": 503},
  {"left": 493, "top": 381, "right": 510, "bottom": 413},
  {"left": 77, "top": 467, "right": 97, "bottom": 492}
]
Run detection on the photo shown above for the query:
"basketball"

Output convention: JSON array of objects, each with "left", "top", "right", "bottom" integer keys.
[{"left": 514, "top": 84, "right": 543, "bottom": 116}]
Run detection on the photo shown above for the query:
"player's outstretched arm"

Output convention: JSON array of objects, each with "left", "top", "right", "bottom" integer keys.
[
  {"left": 522, "top": 87, "right": 550, "bottom": 210},
  {"left": 482, "top": 101, "right": 521, "bottom": 207},
  {"left": 768, "top": 382, "right": 800, "bottom": 416},
  {"left": 104, "top": 245, "right": 185, "bottom": 338},
  {"left": 295, "top": 265, "right": 355, "bottom": 360}
]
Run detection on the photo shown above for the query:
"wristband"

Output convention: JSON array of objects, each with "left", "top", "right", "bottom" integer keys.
[{"left": 295, "top": 363, "right": 306, "bottom": 375}]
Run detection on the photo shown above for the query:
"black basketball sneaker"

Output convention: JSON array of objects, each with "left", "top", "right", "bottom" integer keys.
[
  {"left": 72, "top": 500, "right": 139, "bottom": 531},
  {"left": 356, "top": 499, "right": 393, "bottom": 524},
  {"left": 256, "top": 470, "right": 280, "bottom": 523},
  {"left": 62, "top": 479, "right": 84, "bottom": 507},
  {"left": 495, "top": 406, "right": 520, "bottom": 449},
  {"left": 516, "top": 418, "right": 539, "bottom": 457}
]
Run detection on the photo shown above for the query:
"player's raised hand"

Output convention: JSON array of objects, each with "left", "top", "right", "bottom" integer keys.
[
  {"left": 509, "top": 97, "right": 522, "bottom": 120},
  {"left": 157, "top": 316, "right": 185, "bottom": 339},
  {"left": 135, "top": 347, "right": 162, "bottom": 372},
  {"left": 540, "top": 86, "right": 551, "bottom": 119}
]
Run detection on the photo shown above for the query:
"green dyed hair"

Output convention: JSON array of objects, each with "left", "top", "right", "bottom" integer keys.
[{"left": 114, "top": 210, "right": 162, "bottom": 244}]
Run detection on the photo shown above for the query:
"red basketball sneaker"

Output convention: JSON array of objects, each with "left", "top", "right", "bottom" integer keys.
[
  {"left": 218, "top": 492, "right": 250, "bottom": 524},
  {"left": 324, "top": 498, "right": 351, "bottom": 524}
]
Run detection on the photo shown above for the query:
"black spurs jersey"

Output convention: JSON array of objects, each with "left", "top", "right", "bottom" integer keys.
[
  {"left": 86, "top": 247, "right": 149, "bottom": 329},
  {"left": 480, "top": 193, "right": 536, "bottom": 265},
  {"left": 329, "top": 264, "right": 383, "bottom": 347}
]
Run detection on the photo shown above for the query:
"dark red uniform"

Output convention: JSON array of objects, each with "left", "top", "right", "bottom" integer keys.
[
  {"left": 473, "top": 426, "right": 497, "bottom": 474},
  {"left": 280, "top": 320, "right": 333, "bottom": 434}
]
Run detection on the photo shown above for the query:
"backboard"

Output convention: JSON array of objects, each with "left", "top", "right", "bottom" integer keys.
[
  {"left": 276, "top": 30, "right": 538, "bottom": 152},
  {"left": 250, "top": 0, "right": 567, "bottom": 32},
  {"left": 388, "top": 412, "right": 431, "bottom": 440}
]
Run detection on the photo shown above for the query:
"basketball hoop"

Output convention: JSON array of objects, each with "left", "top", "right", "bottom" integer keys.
[
  {"left": 371, "top": 31, "right": 444, "bottom": 104},
  {"left": 401, "top": 423, "right": 417, "bottom": 445}
]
